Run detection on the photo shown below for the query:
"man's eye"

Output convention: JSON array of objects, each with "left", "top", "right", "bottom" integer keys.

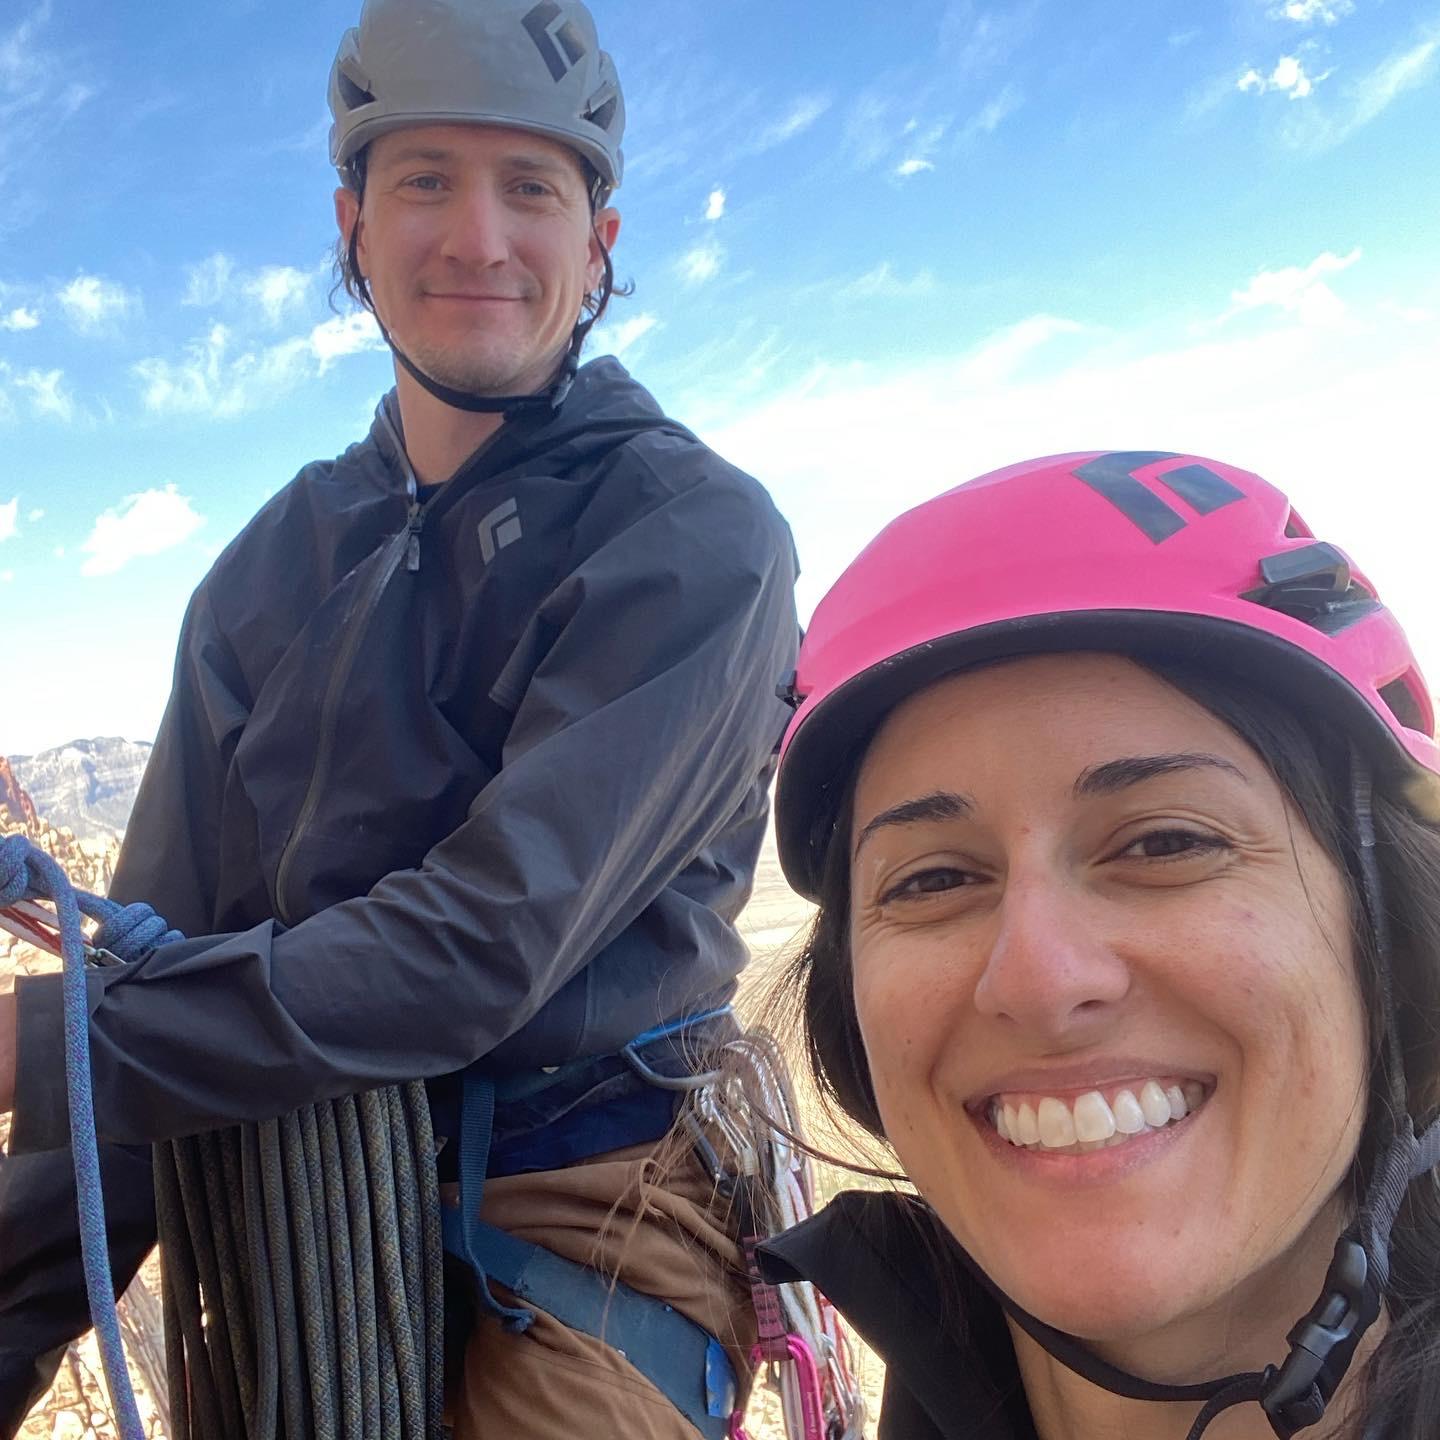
[
  {"left": 513, "top": 181, "right": 552, "bottom": 198},
  {"left": 1118, "top": 828, "right": 1230, "bottom": 861},
  {"left": 404, "top": 175, "right": 444, "bottom": 192}
]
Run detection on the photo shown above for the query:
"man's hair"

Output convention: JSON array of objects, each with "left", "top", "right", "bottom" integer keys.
[{"left": 329, "top": 146, "right": 631, "bottom": 348}]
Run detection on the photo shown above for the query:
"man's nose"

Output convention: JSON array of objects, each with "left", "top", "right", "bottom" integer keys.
[{"left": 440, "top": 186, "right": 509, "bottom": 268}]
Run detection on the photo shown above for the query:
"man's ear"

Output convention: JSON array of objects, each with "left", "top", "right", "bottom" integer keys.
[
  {"left": 586, "top": 205, "right": 622, "bottom": 290},
  {"left": 334, "top": 186, "right": 365, "bottom": 275}
]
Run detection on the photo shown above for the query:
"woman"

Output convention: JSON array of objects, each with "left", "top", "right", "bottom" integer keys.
[{"left": 760, "top": 451, "right": 1440, "bottom": 1440}]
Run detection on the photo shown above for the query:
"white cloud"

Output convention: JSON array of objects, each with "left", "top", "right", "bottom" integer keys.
[
  {"left": 185, "top": 256, "right": 315, "bottom": 325},
  {"left": 696, "top": 301, "right": 1440, "bottom": 665},
  {"left": 135, "top": 311, "right": 386, "bottom": 418},
  {"left": 0, "top": 4, "right": 51, "bottom": 90},
  {"left": 940, "top": 0, "right": 1037, "bottom": 79},
  {"left": 1273, "top": 0, "right": 1354, "bottom": 22},
  {"left": 0, "top": 572, "right": 11, "bottom": 584},
  {"left": 1221, "top": 247, "right": 1361, "bottom": 326},
  {"left": 1318, "top": 35, "right": 1439, "bottom": 142},
  {"left": 954, "top": 314, "right": 1085, "bottom": 387},
  {"left": 0, "top": 4, "right": 94, "bottom": 215},
  {"left": 754, "top": 95, "right": 831, "bottom": 152},
  {"left": 591, "top": 311, "right": 659, "bottom": 360},
  {"left": 845, "top": 93, "right": 898, "bottom": 170},
  {"left": 840, "top": 263, "right": 937, "bottom": 301},
  {"left": 677, "top": 241, "right": 724, "bottom": 286},
  {"left": 183, "top": 253, "right": 237, "bottom": 308},
  {"left": 246, "top": 265, "right": 312, "bottom": 326},
  {"left": 309, "top": 311, "right": 386, "bottom": 372},
  {"left": 1239, "top": 54, "right": 1327, "bottom": 99},
  {"left": 705, "top": 188, "right": 726, "bottom": 222},
  {"left": 895, "top": 158, "right": 935, "bottom": 178},
  {"left": 26, "top": 507, "right": 43, "bottom": 522},
  {"left": 79, "top": 485, "right": 204, "bottom": 577},
  {"left": 0, "top": 497, "right": 16, "bottom": 542},
  {"left": 1, "top": 306, "right": 39, "bottom": 331},
  {"left": 1254, "top": 32, "right": 1436, "bottom": 149},
  {"left": 57, "top": 273, "right": 134, "bottom": 331},
  {"left": 960, "top": 84, "right": 1023, "bottom": 141},
  {"left": 13, "top": 367, "right": 74, "bottom": 421}
]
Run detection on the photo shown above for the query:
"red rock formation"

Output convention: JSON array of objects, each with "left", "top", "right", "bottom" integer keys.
[
  {"left": 0, "top": 755, "right": 39, "bottom": 832},
  {"left": 2, "top": 757, "right": 121, "bottom": 983}
]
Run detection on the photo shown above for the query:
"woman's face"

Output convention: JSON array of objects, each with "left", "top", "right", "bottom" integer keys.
[{"left": 848, "top": 653, "right": 1369, "bottom": 1345}]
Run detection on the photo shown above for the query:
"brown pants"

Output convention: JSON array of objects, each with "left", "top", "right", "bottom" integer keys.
[{"left": 444, "top": 1140, "right": 757, "bottom": 1439}]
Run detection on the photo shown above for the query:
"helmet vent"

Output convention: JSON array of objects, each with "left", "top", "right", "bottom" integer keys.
[
  {"left": 584, "top": 92, "right": 619, "bottom": 132},
  {"left": 336, "top": 69, "right": 376, "bottom": 112},
  {"left": 1378, "top": 673, "right": 1427, "bottom": 733},
  {"left": 1284, "top": 511, "right": 1313, "bottom": 539}
]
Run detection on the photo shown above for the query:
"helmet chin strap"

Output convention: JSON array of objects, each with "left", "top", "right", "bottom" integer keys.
[
  {"left": 966, "top": 755, "right": 1440, "bottom": 1440},
  {"left": 376, "top": 314, "right": 581, "bottom": 419}
]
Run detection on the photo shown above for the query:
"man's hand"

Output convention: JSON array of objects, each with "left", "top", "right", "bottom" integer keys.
[{"left": 0, "top": 988, "right": 16, "bottom": 1115}]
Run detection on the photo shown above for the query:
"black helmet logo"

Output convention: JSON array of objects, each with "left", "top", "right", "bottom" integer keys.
[{"left": 524, "top": 1, "right": 589, "bottom": 82}]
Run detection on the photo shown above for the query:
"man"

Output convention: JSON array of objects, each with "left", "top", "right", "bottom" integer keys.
[{"left": 0, "top": 2, "right": 798, "bottom": 1434}]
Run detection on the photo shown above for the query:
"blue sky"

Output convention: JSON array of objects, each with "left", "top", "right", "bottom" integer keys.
[{"left": 4, "top": 0, "right": 1438, "bottom": 755}]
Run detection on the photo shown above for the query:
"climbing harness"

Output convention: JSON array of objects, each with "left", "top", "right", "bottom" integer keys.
[{"left": 436, "top": 1009, "right": 746, "bottom": 1440}]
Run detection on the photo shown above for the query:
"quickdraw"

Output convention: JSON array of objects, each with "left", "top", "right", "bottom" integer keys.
[{"left": 687, "top": 1033, "right": 867, "bottom": 1440}]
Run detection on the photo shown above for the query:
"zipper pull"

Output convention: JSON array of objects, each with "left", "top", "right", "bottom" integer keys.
[{"left": 405, "top": 502, "right": 424, "bottom": 572}]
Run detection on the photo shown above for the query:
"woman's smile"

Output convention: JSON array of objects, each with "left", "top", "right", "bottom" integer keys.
[{"left": 848, "top": 651, "right": 1368, "bottom": 1342}]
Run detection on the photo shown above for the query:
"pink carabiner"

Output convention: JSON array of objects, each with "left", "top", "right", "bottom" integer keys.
[{"left": 729, "top": 1333, "right": 826, "bottom": 1440}]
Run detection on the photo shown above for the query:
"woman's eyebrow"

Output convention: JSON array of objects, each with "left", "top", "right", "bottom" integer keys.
[
  {"left": 1073, "top": 752, "right": 1246, "bottom": 797},
  {"left": 854, "top": 790, "right": 972, "bottom": 858}
]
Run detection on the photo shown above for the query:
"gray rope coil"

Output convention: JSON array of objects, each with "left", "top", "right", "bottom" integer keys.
[{"left": 153, "top": 1082, "right": 446, "bottom": 1439}]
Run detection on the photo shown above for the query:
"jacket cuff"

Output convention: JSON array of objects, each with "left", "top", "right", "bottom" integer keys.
[{"left": 9, "top": 970, "right": 109, "bottom": 1155}]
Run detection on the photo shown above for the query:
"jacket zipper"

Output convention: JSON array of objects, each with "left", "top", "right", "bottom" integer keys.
[{"left": 273, "top": 401, "right": 425, "bottom": 924}]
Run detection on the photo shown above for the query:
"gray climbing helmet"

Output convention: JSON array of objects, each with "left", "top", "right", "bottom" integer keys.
[{"left": 329, "top": 0, "right": 625, "bottom": 192}]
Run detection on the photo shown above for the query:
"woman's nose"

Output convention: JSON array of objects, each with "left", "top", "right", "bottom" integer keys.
[{"left": 971, "top": 874, "right": 1132, "bottom": 1041}]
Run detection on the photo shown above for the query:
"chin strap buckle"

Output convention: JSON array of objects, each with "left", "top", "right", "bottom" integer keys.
[{"left": 1260, "top": 1232, "right": 1379, "bottom": 1434}]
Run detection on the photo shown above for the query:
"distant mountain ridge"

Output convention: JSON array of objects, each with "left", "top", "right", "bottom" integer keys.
[{"left": 9, "top": 737, "right": 152, "bottom": 840}]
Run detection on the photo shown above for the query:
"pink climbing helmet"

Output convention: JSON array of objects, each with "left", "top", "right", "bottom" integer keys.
[{"left": 776, "top": 449, "right": 1440, "bottom": 899}]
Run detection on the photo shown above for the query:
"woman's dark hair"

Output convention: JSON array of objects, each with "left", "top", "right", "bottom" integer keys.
[
  {"left": 328, "top": 147, "right": 632, "bottom": 346},
  {"left": 787, "top": 654, "right": 1440, "bottom": 1438}
]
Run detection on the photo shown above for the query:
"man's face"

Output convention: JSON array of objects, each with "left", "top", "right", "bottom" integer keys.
[{"left": 335, "top": 124, "right": 620, "bottom": 397}]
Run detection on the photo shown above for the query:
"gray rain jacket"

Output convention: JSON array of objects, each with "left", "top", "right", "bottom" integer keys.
[{"left": 0, "top": 357, "right": 799, "bottom": 1428}]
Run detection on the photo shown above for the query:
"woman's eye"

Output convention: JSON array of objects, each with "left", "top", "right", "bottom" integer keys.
[
  {"left": 879, "top": 867, "right": 976, "bottom": 904},
  {"left": 1118, "top": 828, "right": 1230, "bottom": 861}
]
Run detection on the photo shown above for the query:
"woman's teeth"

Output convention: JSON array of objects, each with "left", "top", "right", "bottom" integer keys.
[{"left": 988, "top": 1079, "right": 1207, "bottom": 1155}]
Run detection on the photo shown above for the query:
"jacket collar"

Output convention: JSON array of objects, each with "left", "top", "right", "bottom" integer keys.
[{"left": 760, "top": 1190, "right": 1037, "bottom": 1440}]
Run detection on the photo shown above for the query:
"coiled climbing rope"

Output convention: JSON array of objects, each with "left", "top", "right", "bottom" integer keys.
[{"left": 1, "top": 834, "right": 445, "bottom": 1439}]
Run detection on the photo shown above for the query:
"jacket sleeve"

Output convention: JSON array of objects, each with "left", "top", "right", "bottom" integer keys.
[{"left": 9, "top": 469, "right": 799, "bottom": 1150}]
